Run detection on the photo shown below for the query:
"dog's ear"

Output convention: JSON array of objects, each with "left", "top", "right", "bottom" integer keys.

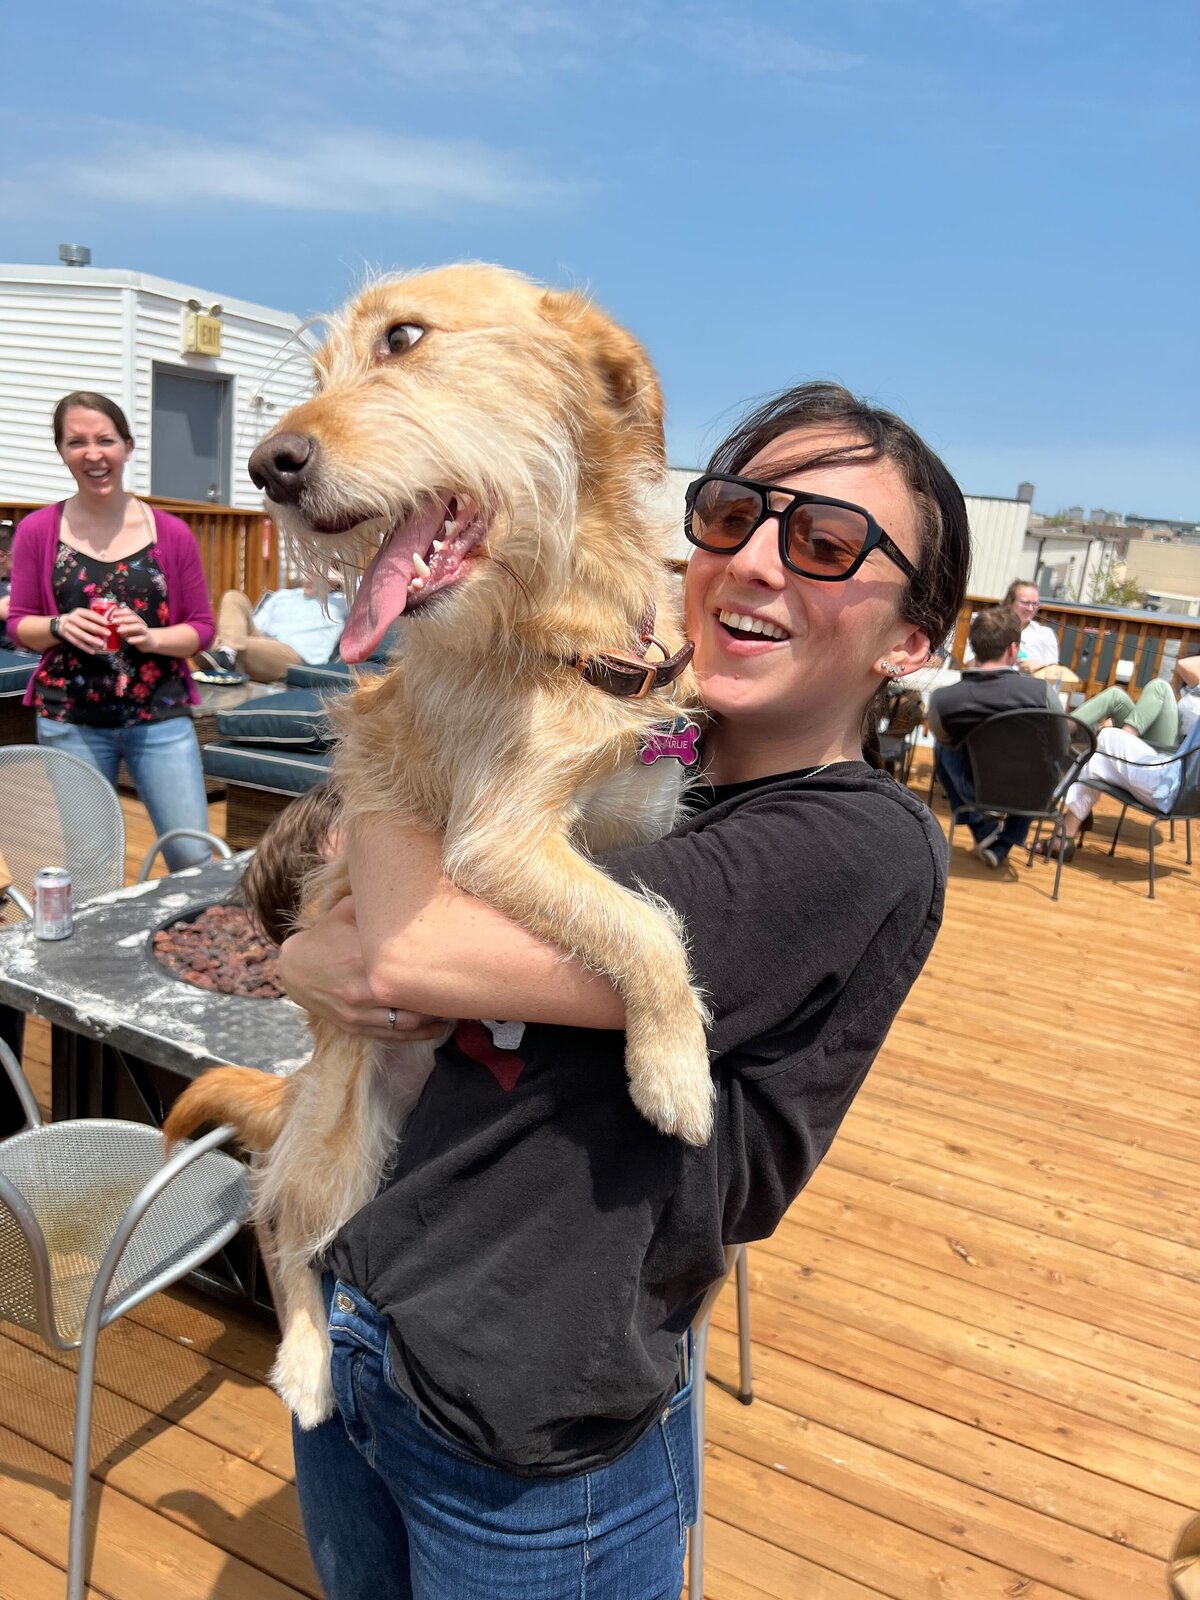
[{"left": 540, "top": 290, "right": 665, "bottom": 463}]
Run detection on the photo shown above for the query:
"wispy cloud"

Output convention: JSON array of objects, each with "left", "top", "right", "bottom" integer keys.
[
  {"left": 2, "top": 125, "right": 569, "bottom": 217},
  {"left": 186, "top": 0, "right": 863, "bottom": 88},
  {"left": 681, "top": 6, "right": 866, "bottom": 76}
]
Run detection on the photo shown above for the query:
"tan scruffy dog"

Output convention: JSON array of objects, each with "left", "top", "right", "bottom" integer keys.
[{"left": 163, "top": 263, "right": 713, "bottom": 1428}]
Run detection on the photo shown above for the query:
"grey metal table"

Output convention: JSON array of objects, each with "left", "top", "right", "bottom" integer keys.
[{"left": 0, "top": 854, "right": 310, "bottom": 1313}]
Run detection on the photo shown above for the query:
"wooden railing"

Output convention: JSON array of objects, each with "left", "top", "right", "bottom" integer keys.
[
  {"left": 1, "top": 498, "right": 284, "bottom": 609},
  {"left": 951, "top": 595, "right": 1200, "bottom": 699}
]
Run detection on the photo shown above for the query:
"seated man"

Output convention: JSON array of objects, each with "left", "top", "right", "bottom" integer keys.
[
  {"left": 197, "top": 573, "right": 348, "bottom": 685},
  {"left": 929, "top": 604, "right": 1063, "bottom": 868}
]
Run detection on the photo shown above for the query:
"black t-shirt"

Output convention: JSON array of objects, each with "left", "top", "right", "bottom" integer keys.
[{"left": 329, "top": 760, "right": 946, "bottom": 1474}]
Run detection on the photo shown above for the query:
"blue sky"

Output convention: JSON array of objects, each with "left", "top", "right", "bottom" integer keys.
[{"left": 3, "top": 0, "right": 1196, "bottom": 516}]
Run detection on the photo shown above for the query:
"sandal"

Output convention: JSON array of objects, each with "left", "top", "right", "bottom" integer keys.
[{"left": 1033, "top": 832, "right": 1076, "bottom": 862}]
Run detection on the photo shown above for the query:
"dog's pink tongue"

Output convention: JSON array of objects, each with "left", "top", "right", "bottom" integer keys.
[{"left": 340, "top": 504, "right": 444, "bottom": 662}]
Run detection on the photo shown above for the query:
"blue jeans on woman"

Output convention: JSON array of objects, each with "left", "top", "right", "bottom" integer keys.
[
  {"left": 36, "top": 715, "right": 213, "bottom": 869},
  {"left": 291, "top": 1277, "right": 696, "bottom": 1600}
]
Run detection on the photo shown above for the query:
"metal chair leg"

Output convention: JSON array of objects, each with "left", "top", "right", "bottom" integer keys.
[
  {"left": 1108, "top": 805, "right": 1127, "bottom": 856},
  {"left": 66, "top": 1323, "right": 100, "bottom": 1600},
  {"left": 1148, "top": 823, "right": 1157, "bottom": 900},
  {"left": 688, "top": 1317, "right": 710, "bottom": 1600},
  {"left": 735, "top": 1245, "right": 753, "bottom": 1405}
]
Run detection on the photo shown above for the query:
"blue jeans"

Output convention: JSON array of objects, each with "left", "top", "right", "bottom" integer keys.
[
  {"left": 37, "top": 715, "right": 213, "bottom": 869},
  {"left": 934, "top": 742, "right": 1031, "bottom": 860},
  {"left": 291, "top": 1278, "right": 696, "bottom": 1600}
]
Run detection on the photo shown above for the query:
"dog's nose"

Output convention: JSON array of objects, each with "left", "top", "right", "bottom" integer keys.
[{"left": 249, "top": 432, "right": 318, "bottom": 502}]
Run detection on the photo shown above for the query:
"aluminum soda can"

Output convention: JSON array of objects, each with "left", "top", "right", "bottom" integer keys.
[
  {"left": 33, "top": 867, "right": 74, "bottom": 940},
  {"left": 88, "top": 597, "right": 122, "bottom": 650}
]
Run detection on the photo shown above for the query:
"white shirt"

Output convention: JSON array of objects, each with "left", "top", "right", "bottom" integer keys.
[
  {"left": 1179, "top": 685, "right": 1200, "bottom": 741},
  {"left": 1017, "top": 619, "right": 1059, "bottom": 668},
  {"left": 254, "top": 587, "right": 348, "bottom": 665}
]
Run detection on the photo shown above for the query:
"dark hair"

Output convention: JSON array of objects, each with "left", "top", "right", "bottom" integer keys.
[
  {"left": 1004, "top": 579, "right": 1038, "bottom": 604},
  {"left": 238, "top": 781, "right": 343, "bottom": 946},
  {"left": 53, "top": 391, "right": 133, "bottom": 448},
  {"left": 707, "top": 381, "right": 971, "bottom": 766},
  {"left": 968, "top": 604, "right": 1021, "bottom": 663}
]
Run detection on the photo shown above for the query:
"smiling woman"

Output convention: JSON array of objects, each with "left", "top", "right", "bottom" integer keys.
[
  {"left": 7, "top": 390, "right": 217, "bottom": 869},
  {"left": 267, "top": 360, "right": 972, "bottom": 1599}
]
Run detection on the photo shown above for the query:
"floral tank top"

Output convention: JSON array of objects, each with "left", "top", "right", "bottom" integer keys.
[{"left": 34, "top": 543, "right": 192, "bottom": 727}]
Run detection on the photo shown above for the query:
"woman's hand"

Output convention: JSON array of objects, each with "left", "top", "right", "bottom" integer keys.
[
  {"left": 278, "top": 895, "right": 449, "bottom": 1041},
  {"left": 55, "top": 606, "right": 116, "bottom": 654},
  {"left": 111, "top": 605, "right": 154, "bottom": 650}
]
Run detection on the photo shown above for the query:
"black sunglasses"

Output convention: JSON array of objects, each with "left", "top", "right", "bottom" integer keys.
[{"left": 684, "top": 472, "right": 917, "bottom": 583}]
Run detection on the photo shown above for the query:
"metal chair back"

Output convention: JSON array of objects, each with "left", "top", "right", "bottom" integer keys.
[
  {"left": 1084, "top": 717, "right": 1200, "bottom": 897},
  {"left": 962, "top": 709, "right": 1094, "bottom": 817},
  {"left": 0, "top": 1036, "right": 250, "bottom": 1599},
  {"left": 0, "top": 745, "right": 125, "bottom": 923}
]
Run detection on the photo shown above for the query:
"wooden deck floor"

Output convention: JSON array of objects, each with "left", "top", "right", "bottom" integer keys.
[{"left": 2, "top": 767, "right": 1197, "bottom": 1599}]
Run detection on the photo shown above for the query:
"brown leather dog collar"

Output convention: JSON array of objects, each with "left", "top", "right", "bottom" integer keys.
[{"left": 574, "top": 606, "right": 694, "bottom": 699}]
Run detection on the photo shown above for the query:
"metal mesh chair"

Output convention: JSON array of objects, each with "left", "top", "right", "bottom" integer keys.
[
  {"left": 0, "top": 1035, "right": 250, "bottom": 1600},
  {"left": 0, "top": 744, "right": 230, "bottom": 922},
  {"left": 948, "top": 710, "right": 1096, "bottom": 901},
  {"left": 688, "top": 1243, "right": 753, "bottom": 1600},
  {"left": 0, "top": 745, "right": 125, "bottom": 922},
  {"left": 1076, "top": 719, "right": 1200, "bottom": 898}
]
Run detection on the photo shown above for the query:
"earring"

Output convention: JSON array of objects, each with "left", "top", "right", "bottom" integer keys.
[{"left": 880, "top": 660, "right": 901, "bottom": 678}]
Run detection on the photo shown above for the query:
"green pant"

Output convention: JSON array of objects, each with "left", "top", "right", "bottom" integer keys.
[{"left": 1073, "top": 680, "right": 1178, "bottom": 747}]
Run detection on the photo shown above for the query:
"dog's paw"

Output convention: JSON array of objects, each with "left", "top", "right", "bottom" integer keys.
[
  {"left": 627, "top": 1037, "right": 715, "bottom": 1147},
  {"left": 271, "top": 1328, "right": 336, "bottom": 1431}
]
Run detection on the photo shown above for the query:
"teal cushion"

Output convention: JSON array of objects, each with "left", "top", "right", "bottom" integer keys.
[
  {"left": 216, "top": 688, "right": 335, "bottom": 749},
  {"left": 202, "top": 742, "right": 333, "bottom": 795},
  {"left": 0, "top": 648, "right": 37, "bottom": 697},
  {"left": 284, "top": 661, "right": 354, "bottom": 690}
]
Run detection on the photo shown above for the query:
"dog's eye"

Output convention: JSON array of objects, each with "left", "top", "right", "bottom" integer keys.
[{"left": 384, "top": 323, "right": 426, "bottom": 356}]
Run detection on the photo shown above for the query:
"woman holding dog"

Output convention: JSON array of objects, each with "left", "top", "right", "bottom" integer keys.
[
  {"left": 9, "top": 392, "right": 216, "bottom": 868},
  {"left": 279, "top": 381, "right": 970, "bottom": 1599}
]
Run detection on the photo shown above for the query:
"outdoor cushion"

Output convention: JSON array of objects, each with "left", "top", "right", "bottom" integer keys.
[
  {"left": 0, "top": 648, "right": 37, "bottom": 697},
  {"left": 202, "top": 741, "right": 333, "bottom": 796},
  {"left": 284, "top": 661, "right": 355, "bottom": 690},
  {"left": 216, "top": 688, "right": 336, "bottom": 749}
]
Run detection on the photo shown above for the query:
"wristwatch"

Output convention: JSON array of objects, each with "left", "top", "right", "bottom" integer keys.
[{"left": 49, "top": 616, "right": 62, "bottom": 639}]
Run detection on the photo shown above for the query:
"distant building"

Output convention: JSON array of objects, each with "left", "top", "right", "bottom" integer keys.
[
  {"left": 1124, "top": 512, "right": 1200, "bottom": 536},
  {"left": 0, "top": 261, "right": 313, "bottom": 509}
]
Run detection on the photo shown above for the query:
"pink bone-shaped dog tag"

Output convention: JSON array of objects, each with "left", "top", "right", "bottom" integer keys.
[{"left": 639, "top": 716, "right": 701, "bottom": 767}]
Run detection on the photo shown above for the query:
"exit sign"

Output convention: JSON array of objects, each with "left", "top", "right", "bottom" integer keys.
[{"left": 183, "top": 312, "right": 223, "bottom": 356}]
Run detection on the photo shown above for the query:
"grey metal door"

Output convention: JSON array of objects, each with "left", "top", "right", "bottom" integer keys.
[{"left": 151, "top": 369, "right": 230, "bottom": 503}]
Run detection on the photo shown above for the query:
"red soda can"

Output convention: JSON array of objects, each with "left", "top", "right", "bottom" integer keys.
[
  {"left": 33, "top": 867, "right": 74, "bottom": 940},
  {"left": 89, "top": 597, "right": 121, "bottom": 650}
]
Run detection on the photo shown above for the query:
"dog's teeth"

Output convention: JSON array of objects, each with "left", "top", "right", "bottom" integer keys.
[
  {"left": 443, "top": 518, "right": 455, "bottom": 538},
  {"left": 412, "top": 551, "right": 431, "bottom": 579},
  {"left": 409, "top": 576, "right": 424, "bottom": 591},
  {"left": 432, "top": 539, "right": 444, "bottom": 554}
]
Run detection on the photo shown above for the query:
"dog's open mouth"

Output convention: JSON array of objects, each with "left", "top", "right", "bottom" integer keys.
[{"left": 340, "top": 495, "right": 487, "bottom": 661}]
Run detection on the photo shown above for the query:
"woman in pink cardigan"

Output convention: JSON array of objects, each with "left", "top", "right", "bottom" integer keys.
[{"left": 9, "top": 392, "right": 217, "bottom": 869}]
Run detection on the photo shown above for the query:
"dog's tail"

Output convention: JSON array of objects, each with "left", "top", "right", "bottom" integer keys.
[{"left": 163, "top": 1067, "right": 289, "bottom": 1153}]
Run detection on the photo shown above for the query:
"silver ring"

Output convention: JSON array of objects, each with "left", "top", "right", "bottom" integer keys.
[{"left": 387, "top": 1008, "right": 398, "bottom": 1030}]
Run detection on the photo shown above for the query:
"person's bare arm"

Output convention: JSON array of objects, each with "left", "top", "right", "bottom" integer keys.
[
  {"left": 111, "top": 606, "right": 200, "bottom": 659},
  {"left": 15, "top": 609, "right": 110, "bottom": 653},
  {"left": 1178, "top": 655, "right": 1200, "bottom": 690},
  {"left": 278, "top": 815, "right": 626, "bottom": 1033}
]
